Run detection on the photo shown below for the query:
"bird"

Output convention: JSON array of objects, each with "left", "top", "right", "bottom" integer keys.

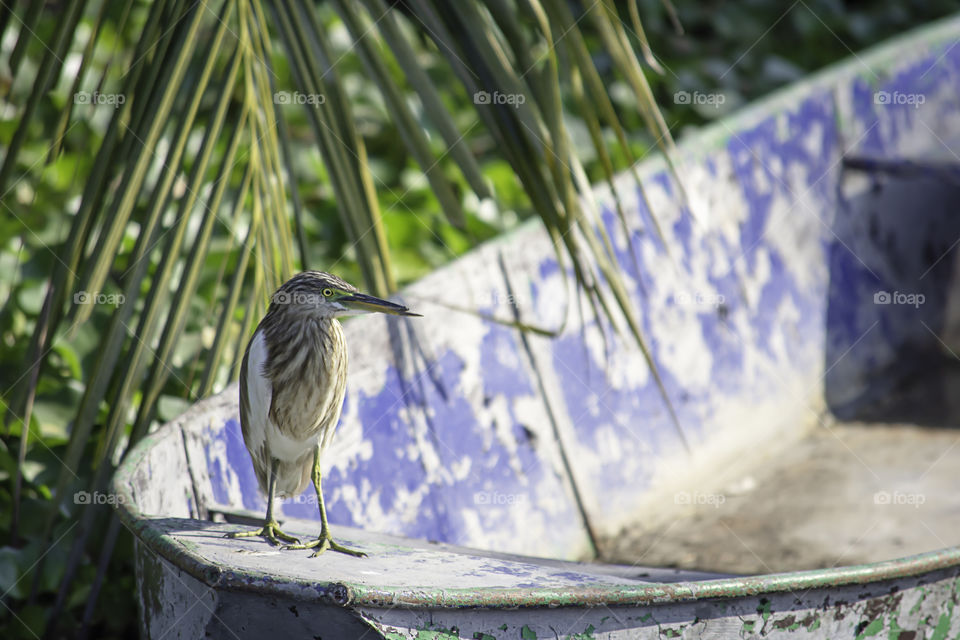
[{"left": 226, "top": 271, "right": 420, "bottom": 556}]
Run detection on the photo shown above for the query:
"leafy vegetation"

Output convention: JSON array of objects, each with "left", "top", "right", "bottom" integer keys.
[{"left": 0, "top": 0, "right": 954, "bottom": 637}]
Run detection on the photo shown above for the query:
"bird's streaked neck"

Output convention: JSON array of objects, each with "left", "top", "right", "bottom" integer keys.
[
  {"left": 260, "top": 305, "right": 341, "bottom": 344},
  {"left": 257, "top": 311, "right": 345, "bottom": 384}
]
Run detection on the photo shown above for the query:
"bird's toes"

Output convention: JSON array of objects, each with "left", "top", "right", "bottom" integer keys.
[
  {"left": 275, "top": 533, "right": 301, "bottom": 545},
  {"left": 278, "top": 539, "right": 303, "bottom": 550}
]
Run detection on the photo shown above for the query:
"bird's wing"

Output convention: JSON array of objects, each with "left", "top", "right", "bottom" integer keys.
[{"left": 240, "top": 328, "right": 272, "bottom": 488}]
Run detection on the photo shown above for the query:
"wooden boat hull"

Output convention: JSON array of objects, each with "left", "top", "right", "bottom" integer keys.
[{"left": 113, "top": 13, "right": 960, "bottom": 639}]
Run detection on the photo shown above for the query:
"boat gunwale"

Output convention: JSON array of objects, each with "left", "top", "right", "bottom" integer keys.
[{"left": 111, "top": 397, "right": 960, "bottom": 610}]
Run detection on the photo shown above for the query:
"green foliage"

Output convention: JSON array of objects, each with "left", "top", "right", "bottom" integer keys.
[
  {"left": 0, "top": 0, "right": 954, "bottom": 638},
  {"left": 633, "top": 0, "right": 959, "bottom": 130}
]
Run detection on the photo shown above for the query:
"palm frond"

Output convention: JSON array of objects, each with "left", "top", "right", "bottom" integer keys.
[{"left": 0, "top": 1, "right": 682, "bottom": 634}]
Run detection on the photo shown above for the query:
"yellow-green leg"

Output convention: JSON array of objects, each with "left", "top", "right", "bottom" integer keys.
[
  {"left": 284, "top": 446, "right": 366, "bottom": 557},
  {"left": 225, "top": 459, "right": 301, "bottom": 546}
]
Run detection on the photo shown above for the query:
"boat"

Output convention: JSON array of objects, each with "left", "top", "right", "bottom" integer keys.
[{"left": 113, "top": 14, "right": 960, "bottom": 639}]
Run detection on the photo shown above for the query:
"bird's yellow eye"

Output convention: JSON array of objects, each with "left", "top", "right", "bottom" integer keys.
[{"left": 322, "top": 288, "right": 333, "bottom": 297}]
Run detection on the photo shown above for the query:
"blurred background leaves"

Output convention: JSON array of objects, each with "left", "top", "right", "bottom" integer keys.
[{"left": 0, "top": 0, "right": 955, "bottom": 637}]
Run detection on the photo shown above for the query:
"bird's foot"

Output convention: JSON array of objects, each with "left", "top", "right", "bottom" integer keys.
[
  {"left": 283, "top": 531, "right": 367, "bottom": 558},
  {"left": 225, "top": 520, "right": 301, "bottom": 547}
]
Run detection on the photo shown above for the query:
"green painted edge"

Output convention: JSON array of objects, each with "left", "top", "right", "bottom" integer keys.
[
  {"left": 112, "top": 419, "right": 960, "bottom": 610},
  {"left": 336, "top": 550, "right": 960, "bottom": 609},
  {"left": 110, "top": 10, "right": 960, "bottom": 612}
]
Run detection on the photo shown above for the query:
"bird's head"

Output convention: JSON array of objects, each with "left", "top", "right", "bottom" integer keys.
[{"left": 270, "top": 271, "right": 420, "bottom": 319}]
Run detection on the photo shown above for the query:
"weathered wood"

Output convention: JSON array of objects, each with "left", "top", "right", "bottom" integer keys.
[{"left": 112, "top": 13, "right": 960, "bottom": 639}]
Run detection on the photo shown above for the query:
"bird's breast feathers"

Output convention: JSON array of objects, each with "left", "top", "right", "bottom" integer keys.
[{"left": 243, "top": 326, "right": 347, "bottom": 463}]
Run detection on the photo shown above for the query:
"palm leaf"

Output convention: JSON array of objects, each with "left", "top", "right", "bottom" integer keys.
[{"left": 0, "top": 1, "right": 685, "bottom": 635}]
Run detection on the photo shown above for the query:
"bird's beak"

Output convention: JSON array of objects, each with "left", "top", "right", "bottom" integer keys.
[{"left": 339, "top": 292, "right": 422, "bottom": 317}]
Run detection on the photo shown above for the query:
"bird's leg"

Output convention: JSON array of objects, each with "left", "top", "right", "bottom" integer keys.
[
  {"left": 225, "top": 459, "right": 301, "bottom": 546},
  {"left": 283, "top": 446, "right": 366, "bottom": 557}
]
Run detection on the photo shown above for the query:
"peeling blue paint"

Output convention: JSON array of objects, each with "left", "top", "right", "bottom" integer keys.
[{"left": 193, "top": 27, "right": 960, "bottom": 560}]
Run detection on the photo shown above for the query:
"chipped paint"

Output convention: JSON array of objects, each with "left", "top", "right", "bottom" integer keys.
[{"left": 111, "top": 14, "right": 960, "bottom": 640}]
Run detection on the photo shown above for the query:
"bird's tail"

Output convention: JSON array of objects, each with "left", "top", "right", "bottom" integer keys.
[{"left": 257, "top": 451, "right": 314, "bottom": 499}]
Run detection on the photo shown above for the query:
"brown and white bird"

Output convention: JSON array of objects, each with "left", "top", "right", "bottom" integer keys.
[{"left": 227, "top": 271, "right": 419, "bottom": 556}]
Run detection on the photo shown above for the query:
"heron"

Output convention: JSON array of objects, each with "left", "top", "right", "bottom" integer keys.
[{"left": 226, "top": 271, "right": 419, "bottom": 557}]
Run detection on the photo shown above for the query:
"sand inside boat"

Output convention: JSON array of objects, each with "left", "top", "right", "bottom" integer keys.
[{"left": 599, "top": 364, "right": 960, "bottom": 574}]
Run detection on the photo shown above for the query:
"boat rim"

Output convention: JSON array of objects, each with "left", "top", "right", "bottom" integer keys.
[
  {"left": 111, "top": 406, "right": 960, "bottom": 610},
  {"left": 111, "top": 11, "right": 960, "bottom": 611}
]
